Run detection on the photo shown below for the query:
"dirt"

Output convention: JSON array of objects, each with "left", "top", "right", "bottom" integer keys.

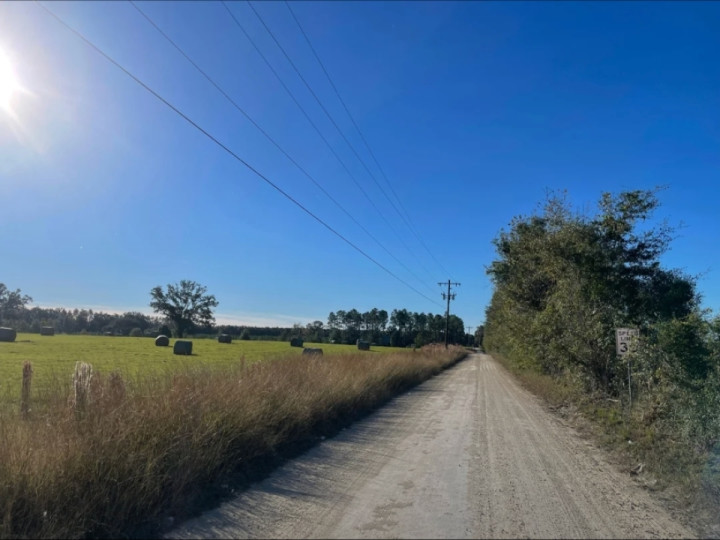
[{"left": 166, "top": 354, "right": 697, "bottom": 539}]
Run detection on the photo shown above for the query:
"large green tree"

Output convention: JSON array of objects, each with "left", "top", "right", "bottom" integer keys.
[
  {"left": 485, "top": 188, "right": 699, "bottom": 390},
  {"left": 149, "top": 280, "right": 218, "bottom": 338},
  {"left": 0, "top": 283, "right": 32, "bottom": 324}
]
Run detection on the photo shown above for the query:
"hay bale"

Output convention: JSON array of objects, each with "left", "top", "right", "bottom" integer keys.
[
  {"left": 155, "top": 335, "right": 170, "bottom": 347},
  {"left": 0, "top": 328, "right": 16, "bottom": 342},
  {"left": 40, "top": 326, "right": 55, "bottom": 336},
  {"left": 218, "top": 334, "right": 232, "bottom": 344},
  {"left": 357, "top": 340, "right": 370, "bottom": 351},
  {"left": 302, "top": 347, "right": 323, "bottom": 356},
  {"left": 173, "top": 340, "right": 193, "bottom": 356},
  {"left": 290, "top": 337, "right": 304, "bottom": 348}
]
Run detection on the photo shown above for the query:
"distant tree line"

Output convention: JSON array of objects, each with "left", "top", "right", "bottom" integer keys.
[
  {"left": 0, "top": 305, "right": 163, "bottom": 337},
  {"left": 0, "top": 282, "right": 475, "bottom": 347},
  {"left": 324, "top": 308, "right": 468, "bottom": 347},
  {"left": 159, "top": 308, "right": 474, "bottom": 347}
]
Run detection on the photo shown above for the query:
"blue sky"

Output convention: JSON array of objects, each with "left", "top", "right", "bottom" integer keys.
[{"left": 1, "top": 1, "right": 718, "bottom": 331}]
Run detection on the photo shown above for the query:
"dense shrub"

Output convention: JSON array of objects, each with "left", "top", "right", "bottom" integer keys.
[{"left": 484, "top": 188, "right": 720, "bottom": 511}]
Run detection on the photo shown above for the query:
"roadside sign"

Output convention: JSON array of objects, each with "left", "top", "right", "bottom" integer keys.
[{"left": 615, "top": 328, "right": 639, "bottom": 356}]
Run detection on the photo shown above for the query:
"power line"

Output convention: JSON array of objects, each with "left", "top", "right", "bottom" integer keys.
[
  {"left": 248, "top": 1, "right": 402, "bottom": 221},
  {"left": 129, "top": 1, "right": 436, "bottom": 296},
  {"left": 284, "top": 1, "right": 454, "bottom": 281},
  {"left": 36, "top": 1, "right": 443, "bottom": 309},
  {"left": 221, "top": 2, "right": 410, "bottom": 257},
  {"left": 233, "top": 0, "right": 438, "bottom": 283}
]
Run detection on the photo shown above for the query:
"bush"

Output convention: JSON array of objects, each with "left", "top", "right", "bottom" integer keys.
[
  {"left": 483, "top": 188, "right": 720, "bottom": 522},
  {"left": 129, "top": 328, "right": 143, "bottom": 338}
]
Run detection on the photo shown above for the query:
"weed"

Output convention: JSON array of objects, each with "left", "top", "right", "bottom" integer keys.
[{"left": 0, "top": 345, "right": 467, "bottom": 538}]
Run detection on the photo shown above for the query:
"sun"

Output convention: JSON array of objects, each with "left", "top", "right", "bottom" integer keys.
[{"left": 0, "top": 49, "right": 22, "bottom": 113}]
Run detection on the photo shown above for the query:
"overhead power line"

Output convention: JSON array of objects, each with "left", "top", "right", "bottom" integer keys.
[
  {"left": 284, "top": 0, "right": 454, "bottom": 281},
  {"left": 36, "top": 1, "right": 443, "bottom": 309},
  {"left": 231, "top": 0, "right": 438, "bottom": 283},
  {"left": 221, "top": 2, "right": 410, "bottom": 259},
  {"left": 129, "top": 1, "right": 436, "bottom": 296},
  {"left": 248, "top": 2, "right": 402, "bottom": 219}
]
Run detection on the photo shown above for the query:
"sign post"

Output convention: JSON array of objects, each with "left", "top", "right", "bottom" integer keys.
[{"left": 616, "top": 328, "right": 639, "bottom": 407}]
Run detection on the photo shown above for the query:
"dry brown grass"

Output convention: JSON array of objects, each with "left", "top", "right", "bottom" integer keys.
[{"left": 0, "top": 345, "right": 466, "bottom": 538}]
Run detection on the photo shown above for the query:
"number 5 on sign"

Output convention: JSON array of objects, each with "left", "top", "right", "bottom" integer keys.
[{"left": 615, "top": 328, "right": 639, "bottom": 356}]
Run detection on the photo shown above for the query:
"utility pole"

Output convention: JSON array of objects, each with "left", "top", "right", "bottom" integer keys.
[
  {"left": 438, "top": 280, "right": 460, "bottom": 348},
  {"left": 466, "top": 325, "right": 476, "bottom": 346}
]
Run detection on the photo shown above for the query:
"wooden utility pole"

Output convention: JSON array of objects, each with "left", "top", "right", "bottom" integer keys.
[
  {"left": 466, "top": 326, "right": 476, "bottom": 346},
  {"left": 438, "top": 280, "right": 460, "bottom": 348}
]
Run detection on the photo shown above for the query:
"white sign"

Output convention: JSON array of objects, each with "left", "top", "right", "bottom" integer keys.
[{"left": 615, "top": 328, "right": 639, "bottom": 356}]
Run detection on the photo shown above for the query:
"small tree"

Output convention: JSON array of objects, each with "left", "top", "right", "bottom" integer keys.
[{"left": 149, "top": 280, "right": 219, "bottom": 338}]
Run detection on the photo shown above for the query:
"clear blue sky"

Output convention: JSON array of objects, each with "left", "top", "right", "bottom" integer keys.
[{"left": 1, "top": 1, "right": 718, "bottom": 330}]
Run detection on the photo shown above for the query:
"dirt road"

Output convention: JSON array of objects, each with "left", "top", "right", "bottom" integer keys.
[{"left": 168, "top": 354, "right": 695, "bottom": 539}]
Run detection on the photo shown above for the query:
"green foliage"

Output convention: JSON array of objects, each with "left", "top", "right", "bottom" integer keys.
[
  {"left": 0, "top": 283, "right": 32, "bottom": 325},
  {"left": 239, "top": 328, "right": 251, "bottom": 340},
  {"left": 654, "top": 313, "right": 712, "bottom": 379},
  {"left": 128, "top": 327, "right": 143, "bottom": 338},
  {"left": 485, "top": 187, "right": 720, "bottom": 516},
  {"left": 149, "top": 280, "right": 219, "bottom": 338},
  {"left": 326, "top": 307, "right": 463, "bottom": 347},
  {"left": 485, "top": 188, "right": 699, "bottom": 391},
  {"left": 414, "top": 330, "right": 433, "bottom": 348}
]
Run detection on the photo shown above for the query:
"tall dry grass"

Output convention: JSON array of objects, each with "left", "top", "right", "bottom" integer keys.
[{"left": 0, "top": 346, "right": 466, "bottom": 538}]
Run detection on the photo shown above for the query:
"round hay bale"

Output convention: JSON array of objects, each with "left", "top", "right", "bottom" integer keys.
[
  {"left": 218, "top": 334, "right": 232, "bottom": 344},
  {"left": 357, "top": 340, "right": 370, "bottom": 351},
  {"left": 155, "top": 335, "right": 170, "bottom": 347},
  {"left": 173, "top": 340, "right": 193, "bottom": 355},
  {"left": 0, "top": 327, "right": 17, "bottom": 342},
  {"left": 40, "top": 326, "right": 55, "bottom": 336},
  {"left": 290, "top": 337, "right": 304, "bottom": 348}
]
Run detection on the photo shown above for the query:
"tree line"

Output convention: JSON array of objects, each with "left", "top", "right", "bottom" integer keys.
[
  {"left": 309, "top": 308, "right": 467, "bottom": 347},
  {"left": 0, "top": 285, "right": 165, "bottom": 336},
  {"left": 0, "top": 282, "right": 475, "bottom": 347},
  {"left": 214, "top": 309, "right": 472, "bottom": 347}
]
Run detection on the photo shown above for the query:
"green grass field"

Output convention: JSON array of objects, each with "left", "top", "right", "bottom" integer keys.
[{"left": 0, "top": 333, "right": 406, "bottom": 405}]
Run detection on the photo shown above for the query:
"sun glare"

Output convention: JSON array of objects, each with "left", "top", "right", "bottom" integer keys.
[{"left": 0, "top": 49, "right": 22, "bottom": 113}]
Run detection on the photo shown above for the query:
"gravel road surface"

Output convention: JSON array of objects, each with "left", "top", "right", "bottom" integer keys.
[{"left": 168, "top": 353, "right": 695, "bottom": 539}]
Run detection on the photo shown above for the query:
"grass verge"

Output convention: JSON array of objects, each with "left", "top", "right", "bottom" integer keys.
[{"left": 0, "top": 345, "right": 467, "bottom": 539}]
